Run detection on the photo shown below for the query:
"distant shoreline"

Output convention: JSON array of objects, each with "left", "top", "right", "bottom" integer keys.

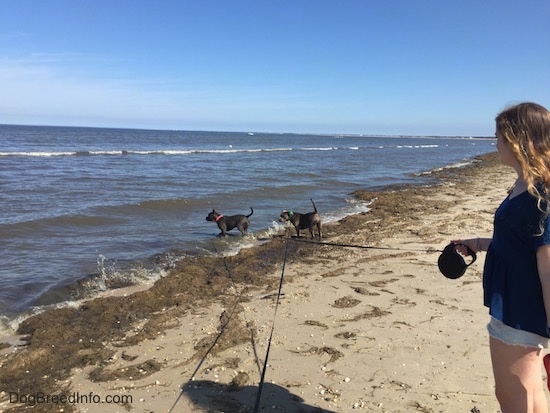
[{"left": 0, "top": 122, "right": 494, "bottom": 139}]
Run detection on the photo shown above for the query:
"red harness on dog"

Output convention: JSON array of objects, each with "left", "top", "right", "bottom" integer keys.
[{"left": 215, "top": 214, "right": 224, "bottom": 222}]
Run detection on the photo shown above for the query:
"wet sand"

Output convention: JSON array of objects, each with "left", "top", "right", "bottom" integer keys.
[{"left": 0, "top": 152, "right": 523, "bottom": 413}]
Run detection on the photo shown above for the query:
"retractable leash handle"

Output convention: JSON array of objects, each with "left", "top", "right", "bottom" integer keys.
[{"left": 438, "top": 243, "right": 477, "bottom": 279}]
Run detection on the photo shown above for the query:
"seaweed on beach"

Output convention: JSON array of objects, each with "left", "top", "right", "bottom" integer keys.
[
  {"left": 332, "top": 296, "right": 361, "bottom": 308},
  {"left": 0, "top": 242, "right": 287, "bottom": 412},
  {"left": 290, "top": 346, "right": 344, "bottom": 363}
]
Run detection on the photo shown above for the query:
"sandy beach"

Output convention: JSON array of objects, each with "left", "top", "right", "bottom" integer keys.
[{"left": 0, "top": 152, "right": 524, "bottom": 413}]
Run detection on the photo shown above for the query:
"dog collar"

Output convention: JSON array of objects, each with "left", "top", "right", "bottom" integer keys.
[
  {"left": 288, "top": 211, "right": 293, "bottom": 219},
  {"left": 215, "top": 214, "right": 224, "bottom": 222}
]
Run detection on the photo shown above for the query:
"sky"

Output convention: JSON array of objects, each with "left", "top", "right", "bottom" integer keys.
[{"left": 1, "top": 1, "right": 549, "bottom": 136}]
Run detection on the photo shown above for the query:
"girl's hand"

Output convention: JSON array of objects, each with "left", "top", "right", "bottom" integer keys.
[{"left": 451, "top": 238, "right": 479, "bottom": 255}]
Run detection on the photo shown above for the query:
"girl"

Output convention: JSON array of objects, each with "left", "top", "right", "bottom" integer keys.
[{"left": 453, "top": 102, "right": 550, "bottom": 412}]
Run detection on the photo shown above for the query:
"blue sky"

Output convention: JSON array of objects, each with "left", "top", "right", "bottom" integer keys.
[{"left": 1, "top": 1, "right": 549, "bottom": 136}]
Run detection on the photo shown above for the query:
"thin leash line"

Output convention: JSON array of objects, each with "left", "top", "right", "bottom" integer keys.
[
  {"left": 168, "top": 296, "right": 243, "bottom": 413},
  {"left": 252, "top": 239, "right": 290, "bottom": 413},
  {"left": 287, "top": 236, "right": 442, "bottom": 253},
  {"left": 168, "top": 243, "right": 252, "bottom": 413},
  {"left": 168, "top": 290, "right": 245, "bottom": 413}
]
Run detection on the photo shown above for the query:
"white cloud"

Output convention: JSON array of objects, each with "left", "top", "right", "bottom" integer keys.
[{"left": 0, "top": 56, "right": 328, "bottom": 130}]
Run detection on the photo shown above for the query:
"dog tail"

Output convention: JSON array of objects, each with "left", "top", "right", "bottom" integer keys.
[
  {"left": 310, "top": 198, "right": 318, "bottom": 213},
  {"left": 247, "top": 207, "right": 254, "bottom": 218}
]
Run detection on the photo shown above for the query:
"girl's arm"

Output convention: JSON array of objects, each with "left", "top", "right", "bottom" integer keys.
[
  {"left": 537, "top": 245, "right": 550, "bottom": 328},
  {"left": 451, "top": 237, "right": 492, "bottom": 254}
]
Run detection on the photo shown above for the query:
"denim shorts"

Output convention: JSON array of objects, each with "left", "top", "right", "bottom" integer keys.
[{"left": 487, "top": 317, "right": 549, "bottom": 349}]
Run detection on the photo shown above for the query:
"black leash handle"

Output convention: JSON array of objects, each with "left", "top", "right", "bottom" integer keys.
[{"left": 455, "top": 242, "right": 478, "bottom": 264}]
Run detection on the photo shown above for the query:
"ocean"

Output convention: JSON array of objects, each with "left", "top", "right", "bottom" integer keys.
[{"left": 0, "top": 124, "right": 495, "bottom": 333}]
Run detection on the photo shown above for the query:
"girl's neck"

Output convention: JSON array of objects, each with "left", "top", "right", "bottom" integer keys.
[{"left": 509, "top": 176, "right": 528, "bottom": 198}]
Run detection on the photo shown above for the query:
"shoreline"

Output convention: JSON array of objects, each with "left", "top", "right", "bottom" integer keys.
[
  {"left": 0, "top": 152, "right": 518, "bottom": 413},
  {"left": 0, "top": 152, "right": 476, "bottom": 340}
]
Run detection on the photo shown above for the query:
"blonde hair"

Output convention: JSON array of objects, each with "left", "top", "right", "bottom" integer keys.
[{"left": 496, "top": 102, "right": 550, "bottom": 231}]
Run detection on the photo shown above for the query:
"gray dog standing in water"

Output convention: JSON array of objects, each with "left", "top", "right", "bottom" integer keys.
[
  {"left": 279, "top": 198, "right": 322, "bottom": 240},
  {"left": 206, "top": 207, "right": 253, "bottom": 237}
]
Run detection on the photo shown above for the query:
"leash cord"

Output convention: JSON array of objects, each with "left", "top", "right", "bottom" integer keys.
[
  {"left": 252, "top": 239, "right": 289, "bottom": 413},
  {"left": 169, "top": 244, "right": 249, "bottom": 413},
  {"left": 288, "top": 236, "right": 441, "bottom": 253}
]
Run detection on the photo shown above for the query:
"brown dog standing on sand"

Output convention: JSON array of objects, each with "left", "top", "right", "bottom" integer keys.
[
  {"left": 206, "top": 207, "right": 253, "bottom": 237},
  {"left": 279, "top": 198, "right": 322, "bottom": 240}
]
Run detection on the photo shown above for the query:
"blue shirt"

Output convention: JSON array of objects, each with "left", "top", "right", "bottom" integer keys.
[{"left": 483, "top": 190, "right": 550, "bottom": 338}]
